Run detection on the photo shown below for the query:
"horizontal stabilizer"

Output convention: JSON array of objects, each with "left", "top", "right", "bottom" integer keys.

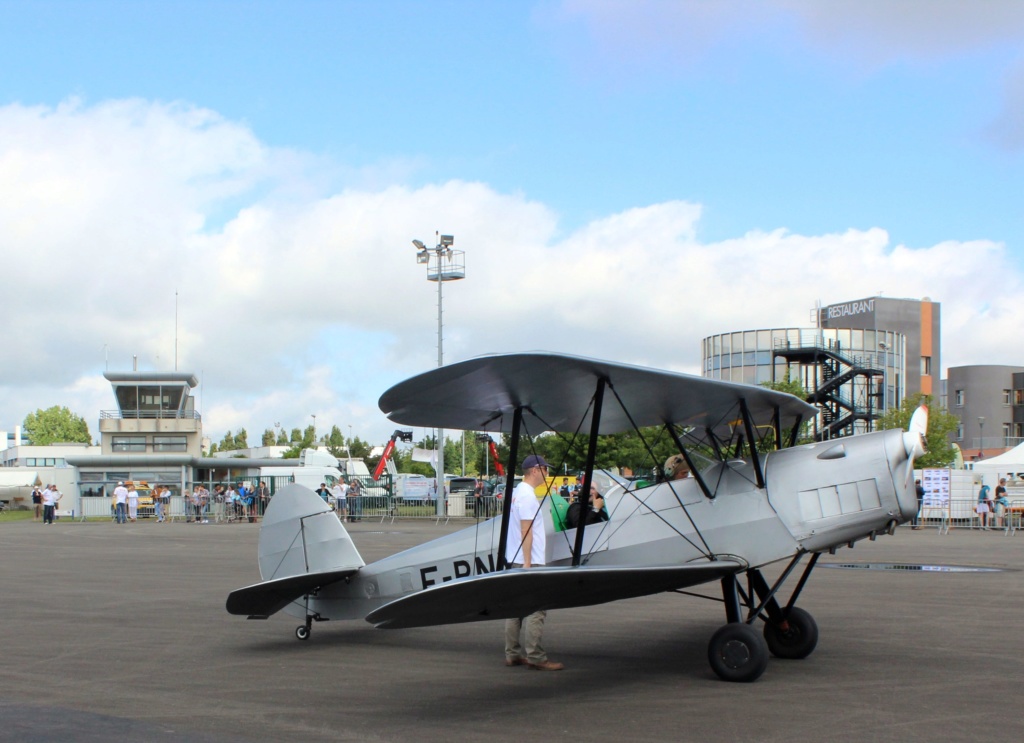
[
  {"left": 226, "top": 568, "right": 358, "bottom": 618},
  {"left": 365, "top": 561, "right": 742, "bottom": 630}
]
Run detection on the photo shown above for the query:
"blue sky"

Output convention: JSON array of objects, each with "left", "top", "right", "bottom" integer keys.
[{"left": 2, "top": 1, "right": 1023, "bottom": 446}]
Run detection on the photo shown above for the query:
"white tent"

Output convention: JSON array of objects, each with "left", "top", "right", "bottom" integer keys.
[
  {"left": 0, "top": 470, "right": 41, "bottom": 509},
  {"left": 0, "top": 470, "right": 41, "bottom": 489},
  {"left": 970, "top": 444, "right": 1024, "bottom": 483}
]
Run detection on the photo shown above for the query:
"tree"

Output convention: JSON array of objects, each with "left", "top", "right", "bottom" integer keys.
[
  {"left": 217, "top": 430, "right": 238, "bottom": 451},
  {"left": 276, "top": 430, "right": 289, "bottom": 445},
  {"left": 761, "top": 370, "right": 806, "bottom": 401},
  {"left": 759, "top": 373, "right": 814, "bottom": 448},
  {"left": 23, "top": 406, "right": 92, "bottom": 445},
  {"left": 261, "top": 429, "right": 276, "bottom": 446},
  {"left": 326, "top": 426, "right": 346, "bottom": 459},
  {"left": 877, "top": 393, "right": 960, "bottom": 468},
  {"left": 282, "top": 425, "right": 316, "bottom": 459}
]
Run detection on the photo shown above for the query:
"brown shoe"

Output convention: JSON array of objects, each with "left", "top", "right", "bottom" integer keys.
[
  {"left": 527, "top": 660, "right": 564, "bottom": 671},
  {"left": 505, "top": 657, "right": 526, "bottom": 667}
]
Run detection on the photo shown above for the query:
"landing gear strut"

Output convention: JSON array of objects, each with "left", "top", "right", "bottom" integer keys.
[
  {"left": 295, "top": 597, "right": 322, "bottom": 641},
  {"left": 707, "top": 554, "right": 821, "bottom": 682}
]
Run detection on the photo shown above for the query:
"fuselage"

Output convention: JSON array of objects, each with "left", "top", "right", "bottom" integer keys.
[{"left": 289, "top": 428, "right": 917, "bottom": 622}]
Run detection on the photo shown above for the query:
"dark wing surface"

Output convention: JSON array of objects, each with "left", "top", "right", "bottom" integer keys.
[
  {"left": 365, "top": 561, "right": 743, "bottom": 629},
  {"left": 226, "top": 569, "right": 357, "bottom": 619},
  {"left": 378, "top": 352, "right": 816, "bottom": 437}
]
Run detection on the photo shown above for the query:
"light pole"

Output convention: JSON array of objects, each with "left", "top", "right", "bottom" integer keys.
[
  {"left": 413, "top": 233, "right": 466, "bottom": 515},
  {"left": 311, "top": 414, "right": 316, "bottom": 446},
  {"left": 878, "top": 341, "right": 891, "bottom": 413},
  {"left": 978, "top": 416, "right": 985, "bottom": 460},
  {"left": 475, "top": 433, "right": 491, "bottom": 480}
]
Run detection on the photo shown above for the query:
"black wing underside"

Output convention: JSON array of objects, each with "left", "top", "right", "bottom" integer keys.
[
  {"left": 378, "top": 352, "right": 816, "bottom": 440},
  {"left": 365, "top": 562, "right": 743, "bottom": 629}
]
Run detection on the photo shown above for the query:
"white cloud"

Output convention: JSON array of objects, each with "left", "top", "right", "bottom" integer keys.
[{"left": 0, "top": 98, "right": 1016, "bottom": 444}]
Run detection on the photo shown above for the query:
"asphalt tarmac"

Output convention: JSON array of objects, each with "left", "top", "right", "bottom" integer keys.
[{"left": 2, "top": 517, "right": 1022, "bottom": 743}]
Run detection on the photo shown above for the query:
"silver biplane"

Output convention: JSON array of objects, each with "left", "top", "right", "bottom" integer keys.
[{"left": 227, "top": 353, "right": 927, "bottom": 682}]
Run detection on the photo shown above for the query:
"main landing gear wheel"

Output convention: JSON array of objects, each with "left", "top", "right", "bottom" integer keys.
[
  {"left": 707, "top": 623, "right": 769, "bottom": 682},
  {"left": 295, "top": 624, "right": 311, "bottom": 641},
  {"left": 763, "top": 606, "right": 818, "bottom": 660}
]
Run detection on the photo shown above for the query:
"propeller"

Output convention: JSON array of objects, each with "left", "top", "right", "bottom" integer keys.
[{"left": 902, "top": 405, "right": 929, "bottom": 485}]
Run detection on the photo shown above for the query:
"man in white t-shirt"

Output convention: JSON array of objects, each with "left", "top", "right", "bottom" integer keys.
[
  {"left": 113, "top": 481, "right": 128, "bottom": 524},
  {"left": 331, "top": 481, "right": 348, "bottom": 520},
  {"left": 504, "top": 454, "right": 563, "bottom": 671},
  {"left": 41, "top": 484, "right": 62, "bottom": 524}
]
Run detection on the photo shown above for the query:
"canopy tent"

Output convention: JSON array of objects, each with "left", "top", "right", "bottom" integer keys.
[
  {"left": 0, "top": 470, "right": 41, "bottom": 489},
  {"left": 971, "top": 443, "right": 1024, "bottom": 480}
]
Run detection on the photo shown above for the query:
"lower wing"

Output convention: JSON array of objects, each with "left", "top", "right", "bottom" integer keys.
[{"left": 366, "top": 561, "right": 742, "bottom": 630}]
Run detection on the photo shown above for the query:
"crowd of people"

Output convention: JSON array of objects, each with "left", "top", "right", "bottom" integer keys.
[
  {"left": 316, "top": 478, "right": 366, "bottom": 522},
  {"left": 975, "top": 477, "right": 1013, "bottom": 529}
]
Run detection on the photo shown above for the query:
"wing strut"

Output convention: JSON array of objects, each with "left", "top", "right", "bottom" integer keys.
[
  {"left": 738, "top": 398, "right": 765, "bottom": 489},
  {"left": 772, "top": 406, "right": 783, "bottom": 451},
  {"left": 667, "top": 424, "right": 714, "bottom": 501},
  {"left": 788, "top": 414, "right": 804, "bottom": 448},
  {"left": 496, "top": 406, "right": 524, "bottom": 571},
  {"left": 571, "top": 377, "right": 607, "bottom": 566}
]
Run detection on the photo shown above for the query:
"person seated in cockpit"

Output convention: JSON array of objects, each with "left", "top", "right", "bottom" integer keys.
[
  {"left": 565, "top": 485, "right": 610, "bottom": 529},
  {"left": 662, "top": 453, "right": 691, "bottom": 482}
]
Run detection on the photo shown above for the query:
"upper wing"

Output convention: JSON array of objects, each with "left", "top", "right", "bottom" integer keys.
[
  {"left": 365, "top": 561, "right": 743, "bottom": 629},
  {"left": 378, "top": 352, "right": 815, "bottom": 438}
]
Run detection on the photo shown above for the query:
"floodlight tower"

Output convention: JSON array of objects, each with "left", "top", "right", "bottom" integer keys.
[{"left": 413, "top": 233, "right": 465, "bottom": 515}]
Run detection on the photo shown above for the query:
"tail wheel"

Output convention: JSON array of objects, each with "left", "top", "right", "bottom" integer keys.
[
  {"left": 763, "top": 606, "right": 818, "bottom": 659},
  {"left": 295, "top": 625, "right": 310, "bottom": 641},
  {"left": 707, "top": 623, "right": 769, "bottom": 682}
]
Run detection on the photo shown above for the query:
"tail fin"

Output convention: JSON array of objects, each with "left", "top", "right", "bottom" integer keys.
[{"left": 258, "top": 484, "right": 365, "bottom": 581}]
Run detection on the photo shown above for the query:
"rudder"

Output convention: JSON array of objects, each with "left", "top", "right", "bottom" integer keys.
[{"left": 258, "top": 483, "right": 365, "bottom": 581}]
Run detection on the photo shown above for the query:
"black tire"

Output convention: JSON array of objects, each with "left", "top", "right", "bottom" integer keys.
[
  {"left": 763, "top": 606, "right": 818, "bottom": 659},
  {"left": 707, "top": 623, "right": 769, "bottom": 682},
  {"left": 296, "top": 625, "right": 310, "bottom": 641}
]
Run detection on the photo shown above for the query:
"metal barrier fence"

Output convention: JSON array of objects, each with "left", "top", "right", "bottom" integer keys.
[
  {"left": 913, "top": 497, "right": 1024, "bottom": 535},
  {"left": 75, "top": 494, "right": 505, "bottom": 523}
]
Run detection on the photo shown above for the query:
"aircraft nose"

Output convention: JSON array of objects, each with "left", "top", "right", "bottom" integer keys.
[
  {"left": 903, "top": 405, "right": 928, "bottom": 461},
  {"left": 902, "top": 430, "right": 925, "bottom": 461}
]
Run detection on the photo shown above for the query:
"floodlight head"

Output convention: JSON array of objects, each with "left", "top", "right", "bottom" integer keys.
[
  {"left": 416, "top": 250, "right": 430, "bottom": 264},
  {"left": 412, "top": 239, "right": 426, "bottom": 250},
  {"left": 439, "top": 234, "right": 454, "bottom": 247}
]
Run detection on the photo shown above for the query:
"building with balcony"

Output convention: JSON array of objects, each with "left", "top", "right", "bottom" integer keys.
[
  {"left": 98, "top": 372, "right": 203, "bottom": 457},
  {"left": 946, "top": 365, "right": 1024, "bottom": 460},
  {"left": 702, "top": 295, "right": 939, "bottom": 441},
  {"left": 702, "top": 327, "right": 904, "bottom": 439}
]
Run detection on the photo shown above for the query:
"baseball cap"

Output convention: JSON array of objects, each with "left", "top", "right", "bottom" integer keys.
[
  {"left": 522, "top": 454, "right": 550, "bottom": 471},
  {"left": 118, "top": 481, "right": 124, "bottom": 486}
]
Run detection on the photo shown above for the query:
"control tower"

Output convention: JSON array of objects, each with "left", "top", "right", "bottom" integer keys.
[{"left": 98, "top": 372, "right": 203, "bottom": 457}]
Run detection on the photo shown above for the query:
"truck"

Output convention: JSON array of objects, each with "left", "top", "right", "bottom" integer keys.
[{"left": 257, "top": 449, "right": 343, "bottom": 492}]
